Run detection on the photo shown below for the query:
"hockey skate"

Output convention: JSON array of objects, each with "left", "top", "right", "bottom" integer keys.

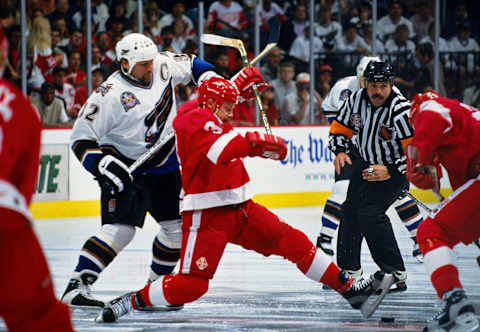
[
  {"left": 341, "top": 270, "right": 394, "bottom": 318},
  {"left": 424, "top": 288, "right": 480, "bottom": 332},
  {"left": 96, "top": 292, "right": 133, "bottom": 323},
  {"left": 61, "top": 275, "right": 104, "bottom": 308},
  {"left": 376, "top": 270, "right": 407, "bottom": 294},
  {"left": 412, "top": 238, "right": 424, "bottom": 263},
  {"left": 316, "top": 234, "right": 334, "bottom": 256}
]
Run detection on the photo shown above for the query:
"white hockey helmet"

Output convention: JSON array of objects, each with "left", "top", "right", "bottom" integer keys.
[
  {"left": 115, "top": 33, "right": 157, "bottom": 75},
  {"left": 356, "top": 56, "right": 381, "bottom": 78}
]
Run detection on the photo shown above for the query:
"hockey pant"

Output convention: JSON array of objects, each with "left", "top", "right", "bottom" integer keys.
[
  {"left": 0, "top": 208, "right": 74, "bottom": 332},
  {"left": 337, "top": 159, "right": 407, "bottom": 273},
  {"left": 417, "top": 175, "right": 480, "bottom": 298},
  {"left": 142, "top": 200, "right": 349, "bottom": 306}
]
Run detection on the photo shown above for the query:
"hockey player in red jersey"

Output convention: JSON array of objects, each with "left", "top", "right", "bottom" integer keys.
[
  {"left": 407, "top": 91, "right": 480, "bottom": 331},
  {"left": 96, "top": 76, "right": 393, "bottom": 323},
  {"left": 0, "top": 28, "right": 74, "bottom": 332}
]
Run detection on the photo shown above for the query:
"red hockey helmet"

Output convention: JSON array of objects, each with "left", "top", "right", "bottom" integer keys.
[
  {"left": 198, "top": 76, "right": 239, "bottom": 109},
  {"left": 409, "top": 89, "right": 441, "bottom": 126}
]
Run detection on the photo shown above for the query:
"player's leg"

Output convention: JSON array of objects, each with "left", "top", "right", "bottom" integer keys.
[
  {"left": 234, "top": 200, "right": 390, "bottom": 312},
  {"left": 145, "top": 170, "right": 183, "bottom": 283},
  {"left": 418, "top": 177, "right": 480, "bottom": 331},
  {"left": 97, "top": 207, "right": 234, "bottom": 322},
  {"left": 392, "top": 192, "right": 424, "bottom": 262},
  {"left": 62, "top": 182, "right": 148, "bottom": 307},
  {"left": 359, "top": 175, "right": 408, "bottom": 293},
  {"left": 0, "top": 209, "right": 74, "bottom": 332}
]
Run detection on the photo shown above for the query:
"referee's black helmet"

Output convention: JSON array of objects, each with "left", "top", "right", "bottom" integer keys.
[{"left": 363, "top": 60, "right": 394, "bottom": 83}]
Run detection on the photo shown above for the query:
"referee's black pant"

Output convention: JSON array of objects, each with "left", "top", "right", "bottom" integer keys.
[{"left": 337, "top": 158, "right": 408, "bottom": 273}]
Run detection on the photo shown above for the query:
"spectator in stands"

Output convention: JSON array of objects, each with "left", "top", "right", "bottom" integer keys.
[
  {"left": 448, "top": 22, "right": 480, "bottom": 74},
  {"left": 32, "top": 82, "right": 72, "bottom": 127},
  {"left": 314, "top": 6, "right": 342, "bottom": 52},
  {"left": 377, "top": 0, "right": 415, "bottom": 42},
  {"left": 271, "top": 61, "right": 297, "bottom": 110},
  {"left": 158, "top": 25, "right": 175, "bottom": 52},
  {"left": 171, "top": 18, "right": 192, "bottom": 53},
  {"left": 316, "top": 64, "right": 333, "bottom": 100},
  {"left": 289, "top": 25, "right": 324, "bottom": 73},
  {"left": 52, "top": 66, "right": 76, "bottom": 117},
  {"left": 72, "top": 68, "right": 104, "bottom": 118},
  {"left": 336, "top": 23, "right": 369, "bottom": 70},
  {"left": 260, "top": 85, "right": 280, "bottom": 126},
  {"left": 157, "top": 1, "right": 195, "bottom": 40},
  {"left": 384, "top": 24, "right": 416, "bottom": 64},
  {"left": 280, "top": 72, "right": 322, "bottom": 125},
  {"left": 47, "top": 0, "right": 76, "bottom": 34},
  {"left": 213, "top": 51, "right": 231, "bottom": 77},
  {"left": 445, "top": 2, "right": 475, "bottom": 40},
  {"left": 105, "top": 1, "right": 131, "bottom": 36},
  {"left": 363, "top": 23, "right": 385, "bottom": 54},
  {"left": 414, "top": 42, "right": 447, "bottom": 95},
  {"left": 72, "top": 0, "right": 109, "bottom": 32},
  {"left": 349, "top": 1, "right": 372, "bottom": 38},
  {"left": 260, "top": 46, "right": 282, "bottom": 82},
  {"left": 259, "top": 0, "right": 286, "bottom": 31},
  {"left": 65, "top": 50, "right": 86, "bottom": 88},
  {"left": 206, "top": 0, "right": 248, "bottom": 39},
  {"left": 90, "top": 44, "right": 110, "bottom": 77},
  {"left": 96, "top": 31, "right": 114, "bottom": 66},
  {"left": 410, "top": 0, "right": 433, "bottom": 42},
  {"left": 59, "top": 29, "right": 84, "bottom": 57},
  {"left": 26, "top": 16, "right": 58, "bottom": 91},
  {"left": 52, "top": 17, "right": 70, "bottom": 47},
  {"left": 278, "top": 4, "right": 308, "bottom": 53},
  {"left": 419, "top": 22, "right": 450, "bottom": 65}
]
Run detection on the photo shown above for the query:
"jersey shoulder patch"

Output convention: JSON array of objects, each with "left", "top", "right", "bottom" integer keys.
[
  {"left": 339, "top": 88, "right": 352, "bottom": 101},
  {"left": 120, "top": 91, "right": 140, "bottom": 112}
]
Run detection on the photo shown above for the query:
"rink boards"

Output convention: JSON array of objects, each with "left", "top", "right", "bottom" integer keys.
[{"left": 31, "top": 126, "right": 452, "bottom": 219}]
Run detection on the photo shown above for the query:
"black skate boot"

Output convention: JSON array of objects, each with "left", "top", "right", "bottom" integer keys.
[
  {"left": 424, "top": 288, "right": 479, "bottom": 332},
  {"left": 316, "top": 234, "right": 334, "bottom": 256},
  {"left": 96, "top": 292, "right": 134, "bottom": 323},
  {"left": 61, "top": 273, "right": 104, "bottom": 308},
  {"left": 376, "top": 270, "right": 407, "bottom": 294}
]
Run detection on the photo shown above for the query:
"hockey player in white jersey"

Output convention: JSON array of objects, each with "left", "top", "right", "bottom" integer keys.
[
  {"left": 61, "top": 33, "right": 266, "bottom": 308},
  {"left": 316, "top": 56, "right": 425, "bottom": 278}
]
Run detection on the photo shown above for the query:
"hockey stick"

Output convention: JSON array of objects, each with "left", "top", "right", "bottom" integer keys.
[
  {"left": 401, "top": 189, "right": 435, "bottom": 214},
  {"left": 201, "top": 34, "right": 274, "bottom": 134}
]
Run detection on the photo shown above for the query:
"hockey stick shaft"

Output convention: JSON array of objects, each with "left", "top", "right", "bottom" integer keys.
[
  {"left": 401, "top": 189, "right": 434, "bottom": 214},
  {"left": 128, "top": 128, "right": 174, "bottom": 174},
  {"left": 201, "top": 34, "right": 273, "bottom": 134}
]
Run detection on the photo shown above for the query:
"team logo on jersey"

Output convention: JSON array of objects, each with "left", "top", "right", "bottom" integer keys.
[
  {"left": 120, "top": 91, "right": 140, "bottom": 111},
  {"left": 379, "top": 125, "right": 394, "bottom": 141},
  {"left": 350, "top": 113, "right": 362, "bottom": 128},
  {"left": 339, "top": 88, "right": 352, "bottom": 101},
  {"left": 196, "top": 257, "right": 208, "bottom": 270}
]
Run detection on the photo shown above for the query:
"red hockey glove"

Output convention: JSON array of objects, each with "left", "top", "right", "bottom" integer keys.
[
  {"left": 231, "top": 66, "right": 270, "bottom": 101},
  {"left": 406, "top": 144, "right": 442, "bottom": 189},
  {"left": 245, "top": 131, "right": 287, "bottom": 160}
]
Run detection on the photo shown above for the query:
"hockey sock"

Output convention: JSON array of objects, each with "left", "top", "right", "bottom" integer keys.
[
  {"left": 74, "top": 236, "right": 117, "bottom": 279},
  {"left": 394, "top": 196, "right": 423, "bottom": 239},
  {"left": 150, "top": 236, "right": 180, "bottom": 276},
  {"left": 319, "top": 180, "right": 348, "bottom": 237}
]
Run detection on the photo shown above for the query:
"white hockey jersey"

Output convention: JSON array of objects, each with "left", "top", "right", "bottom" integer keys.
[{"left": 71, "top": 52, "right": 215, "bottom": 175}]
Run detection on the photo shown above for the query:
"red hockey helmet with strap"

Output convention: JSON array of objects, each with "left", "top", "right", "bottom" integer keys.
[
  {"left": 409, "top": 89, "right": 441, "bottom": 126},
  {"left": 198, "top": 76, "right": 239, "bottom": 109}
]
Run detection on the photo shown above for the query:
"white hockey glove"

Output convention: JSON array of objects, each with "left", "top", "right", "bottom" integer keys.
[{"left": 97, "top": 155, "right": 133, "bottom": 193}]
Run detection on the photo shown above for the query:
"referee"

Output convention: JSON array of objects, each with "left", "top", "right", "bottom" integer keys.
[{"left": 328, "top": 60, "right": 413, "bottom": 286}]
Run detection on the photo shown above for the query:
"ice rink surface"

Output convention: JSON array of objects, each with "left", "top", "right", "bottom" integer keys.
[{"left": 1, "top": 206, "right": 479, "bottom": 331}]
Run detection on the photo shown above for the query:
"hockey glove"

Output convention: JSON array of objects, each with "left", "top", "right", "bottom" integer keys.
[
  {"left": 246, "top": 131, "right": 287, "bottom": 160},
  {"left": 97, "top": 155, "right": 133, "bottom": 193},
  {"left": 231, "top": 66, "right": 270, "bottom": 101},
  {"left": 406, "top": 145, "right": 442, "bottom": 190}
]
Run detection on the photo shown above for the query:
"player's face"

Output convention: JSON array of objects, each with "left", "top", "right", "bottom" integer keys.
[
  {"left": 131, "top": 60, "right": 154, "bottom": 84},
  {"left": 366, "top": 81, "right": 392, "bottom": 107},
  {"left": 215, "top": 101, "right": 235, "bottom": 122}
]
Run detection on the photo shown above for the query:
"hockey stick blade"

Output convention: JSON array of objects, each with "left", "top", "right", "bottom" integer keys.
[
  {"left": 200, "top": 34, "right": 243, "bottom": 50},
  {"left": 360, "top": 274, "right": 394, "bottom": 318}
]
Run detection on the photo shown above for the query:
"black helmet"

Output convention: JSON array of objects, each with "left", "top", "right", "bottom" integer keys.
[{"left": 363, "top": 60, "right": 394, "bottom": 83}]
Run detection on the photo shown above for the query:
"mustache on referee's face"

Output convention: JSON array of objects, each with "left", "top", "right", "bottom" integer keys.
[{"left": 372, "top": 94, "right": 383, "bottom": 99}]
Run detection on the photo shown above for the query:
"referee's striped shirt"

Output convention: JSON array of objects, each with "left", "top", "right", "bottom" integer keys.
[{"left": 328, "top": 88, "right": 413, "bottom": 175}]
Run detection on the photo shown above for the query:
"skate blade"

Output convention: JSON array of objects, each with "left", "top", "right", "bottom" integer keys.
[
  {"left": 360, "top": 274, "right": 395, "bottom": 318},
  {"left": 414, "top": 256, "right": 424, "bottom": 263},
  {"left": 136, "top": 304, "right": 184, "bottom": 312},
  {"left": 450, "top": 312, "right": 480, "bottom": 332}
]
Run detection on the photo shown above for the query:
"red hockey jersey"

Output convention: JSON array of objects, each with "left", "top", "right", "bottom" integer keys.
[
  {"left": 411, "top": 96, "right": 480, "bottom": 190},
  {"left": 173, "top": 106, "right": 253, "bottom": 212},
  {"left": 0, "top": 79, "right": 42, "bottom": 219}
]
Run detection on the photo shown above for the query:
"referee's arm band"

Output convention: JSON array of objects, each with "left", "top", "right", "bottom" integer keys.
[
  {"left": 330, "top": 120, "right": 354, "bottom": 139},
  {"left": 401, "top": 137, "right": 413, "bottom": 151}
]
